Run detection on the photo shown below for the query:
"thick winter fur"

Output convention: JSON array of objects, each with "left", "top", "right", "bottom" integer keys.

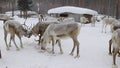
[
  {"left": 41, "top": 23, "right": 81, "bottom": 58},
  {"left": 3, "top": 20, "right": 28, "bottom": 50},
  {"left": 111, "top": 29, "right": 120, "bottom": 68}
]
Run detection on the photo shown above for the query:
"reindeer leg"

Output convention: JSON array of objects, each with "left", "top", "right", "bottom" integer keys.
[
  {"left": 38, "top": 35, "right": 41, "bottom": 45},
  {"left": 109, "top": 39, "right": 112, "bottom": 55},
  {"left": 19, "top": 37, "right": 23, "bottom": 48},
  {"left": 101, "top": 24, "right": 104, "bottom": 33},
  {"left": 12, "top": 35, "right": 19, "bottom": 50},
  {"left": 105, "top": 24, "right": 107, "bottom": 33},
  {"left": 70, "top": 43, "right": 75, "bottom": 56},
  {"left": 70, "top": 37, "right": 76, "bottom": 56},
  {"left": 56, "top": 39, "right": 63, "bottom": 54},
  {"left": 51, "top": 36, "right": 55, "bottom": 54},
  {"left": 70, "top": 36, "right": 80, "bottom": 58},
  {"left": 17, "top": 35, "right": 23, "bottom": 48},
  {"left": 4, "top": 31, "right": 9, "bottom": 50},
  {"left": 112, "top": 48, "right": 119, "bottom": 68},
  {"left": 74, "top": 38, "right": 80, "bottom": 58},
  {"left": 9, "top": 36, "right": 12, "bottom": 47}
]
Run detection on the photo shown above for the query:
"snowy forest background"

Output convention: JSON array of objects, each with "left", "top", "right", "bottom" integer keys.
[{"left": 0, "top": 0, "right": 120, "bottom": 18}]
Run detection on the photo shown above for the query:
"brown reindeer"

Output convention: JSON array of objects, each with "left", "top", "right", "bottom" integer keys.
[
  {"left": 3, "top": 20, "right": 28, "bottom": 50},
  {"left": 28, "top": 22, "right": 58, "bottom": 44}
]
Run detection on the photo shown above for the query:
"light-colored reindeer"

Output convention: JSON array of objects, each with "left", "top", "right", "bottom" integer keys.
[
  {"left": 111, "top": 29, "right": 120, "bottom": 68},
  {"left": 91, "top": 16, "right": 97, "bottom": 27},
  {"left": 3, "top": 20, "right": 28, "bottom": 50},
  {"left": 41, "top": 23, "right": 81, "bottom": 58},
  {"left": 80, "top": 16, "right": 89, "bottom": 26},
  {"left": 101, "top": 17, "right": 118, "bottom": 33},
  {"left": 0, "top": 14, "right": 10, "bottom": 23}
]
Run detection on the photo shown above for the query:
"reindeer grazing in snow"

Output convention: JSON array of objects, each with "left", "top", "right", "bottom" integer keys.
[
  {"left": 41, "top": 23, "right": 81, "bottom": 58},
  {"left": 110, "top": 29, "right": 120, "bottom": 68},
  {"left": 3, "top": 20, "right": 28, "bottom": 50}
]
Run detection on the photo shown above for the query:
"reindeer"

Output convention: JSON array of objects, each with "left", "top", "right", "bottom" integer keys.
[
  {"left": 109, "top": 20, "right": 120, "bottom": 56},
  {"left": 28, "top": 22, "right": 58, "bottom": 45},
  {"left": 101, "top": 17, "right": 118, "bottom": 33},
  {"left": 0, "top": 14, "right": 10, "bottom": 23},
  {"left": 108, "top": 21, "right": 120, "bottom": 55},
  {"left": 111, "top": 29, "right": 120, "bottom": 68},
  {"left": 91, "top": 16, "right": 97, "bottom": 27},
  {"left": 41, "top": 23, "right": 81, "bottom": 58},
  {"left": 3, "top": 20, "right": 28, "bottom": 50},
  {"left": 80, "top": 16, "right": 89, "bottom": 26}
]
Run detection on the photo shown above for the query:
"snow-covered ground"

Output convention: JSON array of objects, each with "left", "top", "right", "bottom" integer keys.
[{"left": 0, "top": 17, "right": 120, "bottom": 68}]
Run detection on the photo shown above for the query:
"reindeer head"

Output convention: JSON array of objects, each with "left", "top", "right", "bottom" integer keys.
[
  {"left": 40, "top": 37, "right": 47, "bottom": 50},
  {"left": 20, "top": 24, "right": 32, "bottom": 38},
  {"left": 27, "top": 24, "right": 40, "bottom": 38}
]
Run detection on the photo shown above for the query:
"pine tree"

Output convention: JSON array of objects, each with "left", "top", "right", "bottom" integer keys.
[{"left": 17, "top": 0, "right": 33, "bottom": 18}]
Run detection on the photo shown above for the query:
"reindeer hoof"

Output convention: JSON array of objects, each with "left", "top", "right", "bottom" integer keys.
[
  {"left": 60, "top": 51, "right": 63, "bottom": 54},
  {"left": 69, "top": 53, "right": 74, "bottom": 56},
  {"left": 9, "top": 45, "right": 12, "bottom": 47},
  {"left": 112, "top": 64, "right": 118, "bottom": 68},
  {"left": 109, "top": 53, "right": 112, "bottom": 56},
  {"left": 16, "top": 48, "right": 20, "bottom": 51},
  {"left": 41, "top": 47, "right": 46, "bottom": 50},
  {"left": 6, "top": 48, "right": 10, "bottom": 51},
  {"left": 52, "top": 51, "right": 55, "bottom": 54},
  {"left": 21, "top": 47, "right": 24, "bottom": 48},
  {"left": 74, "top": 55, "right": 80, "bottom": 58},
  {"left": 21, "top": 46, "right": 23, "bottom": 48}
]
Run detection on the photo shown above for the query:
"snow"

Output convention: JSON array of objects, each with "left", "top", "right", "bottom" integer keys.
[
  {"left": 48, "top": 6, "right": 98, "bottom": 15},
  {"left": 0, "top": 16, "right": 120, "bottom": 68}
]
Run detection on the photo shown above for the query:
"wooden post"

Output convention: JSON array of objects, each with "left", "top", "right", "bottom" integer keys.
[
  {"left": 115, "top": 0, "right": 119, "bottom": 19},
  {"left": 0, "top": 50, "right": 2, "bottom": 59}
]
